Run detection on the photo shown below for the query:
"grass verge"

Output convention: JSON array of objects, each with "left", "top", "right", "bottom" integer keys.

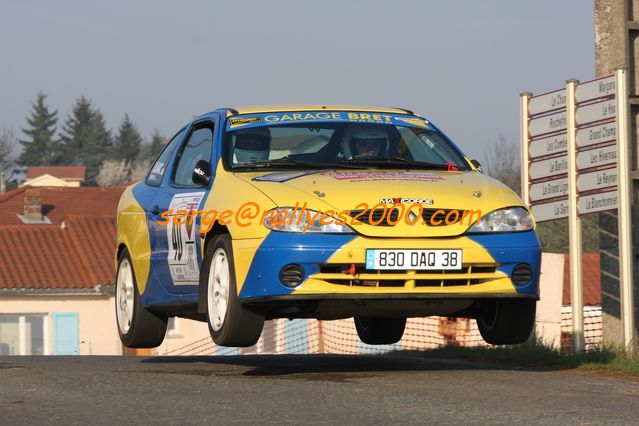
[{"left": 393, "top": 342, "right": 639, "bottom": 376}]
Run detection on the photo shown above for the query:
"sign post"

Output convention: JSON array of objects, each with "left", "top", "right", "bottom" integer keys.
[
  {"left": 614, "top": 69, "right": 635, "bottom": 351},
  {"left": 520, "top": 92, "right": 532, "bottom": 205},
  {"left": 566, "top": 79, "right": 585, "bottom": 352}
]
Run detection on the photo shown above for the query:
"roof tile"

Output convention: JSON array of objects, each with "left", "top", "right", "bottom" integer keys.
[{"left": 0, "top": 185, "right": 126, "bottom": 290}]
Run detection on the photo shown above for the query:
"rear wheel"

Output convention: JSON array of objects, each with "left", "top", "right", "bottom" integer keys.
[
  {"left": 116, "top": 248, "right": 168, "bottom": 348},
  {"left": 476, "top": 299, "right": 536, "bottom": 345},
  {"left": 354, "top": 317, "right": 406, "bottom": 345},
  {"left": 203, "top": 234, "right": 264, "bottom": 347}
]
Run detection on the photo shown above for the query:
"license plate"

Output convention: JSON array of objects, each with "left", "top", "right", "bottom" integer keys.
[{"left": 365, "top": 249, "right": 462, "bottom": 270}]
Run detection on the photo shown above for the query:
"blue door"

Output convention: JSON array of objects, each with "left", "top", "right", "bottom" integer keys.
[
  {"left": 52, "top": 312, "right": 79, "bottom": 355},
  {"left": 150, "top": 119, "right": 216, "bottom": 295}
]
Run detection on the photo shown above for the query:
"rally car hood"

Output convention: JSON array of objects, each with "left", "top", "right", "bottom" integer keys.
[{"left": 233, "top": 169, "right": 525, "bottom": 237}]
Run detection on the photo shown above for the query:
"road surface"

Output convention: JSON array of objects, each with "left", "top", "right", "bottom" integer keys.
[{"left": 1, "top": 354, "right": 638, "bottom": 424}]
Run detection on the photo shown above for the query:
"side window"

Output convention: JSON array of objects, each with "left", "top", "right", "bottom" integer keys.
[
  {"left": 173, "top": 125, "right": 214, "bottom": 187},
  {"left": 146, "top": 128, "right": 186, "bottom": 187}
]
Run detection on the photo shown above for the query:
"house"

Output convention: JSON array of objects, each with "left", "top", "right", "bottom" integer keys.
[
  {"left": 0, "top": 185, "right": 207, "bottom": 355},
  {"left": 21, "top": 166, "right": 87, "bottom": 187},
  {"left": 0, "top": 186, "right": 121, "bottom": 355}
]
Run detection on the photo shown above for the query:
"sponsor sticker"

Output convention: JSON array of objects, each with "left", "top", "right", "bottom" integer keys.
[
  {"left": 229, "top": 116, "right": 263, "bottom": 128},
  {"left": 225, "top": 111, "right": 431, "bottom": 131},
  {"left": 322, "top": 171, "right": 444, "bottom": 182},
  {"left": 167, "top": 192, "right": 206, "bottom": 285},
  {"left": 394, "top": 116, "right": 429, "bottom": 128},
  {"left": 379, "top": 197, "right": 434, "bottom": 205}
]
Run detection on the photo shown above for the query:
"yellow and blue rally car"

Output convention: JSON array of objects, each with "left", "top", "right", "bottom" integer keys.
[{"left": 115, "top": 105, "right": 541, "bottom": 348}]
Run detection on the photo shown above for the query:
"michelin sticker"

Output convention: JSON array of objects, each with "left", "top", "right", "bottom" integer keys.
[
  {"left": 167, "top": 191, "right": 205, "bottom": 285},
  {"left": 229, "top": 116, "right": 262, "bottom": 128}
]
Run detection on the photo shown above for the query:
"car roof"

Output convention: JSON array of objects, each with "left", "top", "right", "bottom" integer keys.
[{"left": 213, "top": 105, "right": 417, "bottom": 117}]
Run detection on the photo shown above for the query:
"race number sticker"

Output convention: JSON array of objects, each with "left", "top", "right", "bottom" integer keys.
[{"left": 167, "top": 192, "right": 205, "bottom": 285}]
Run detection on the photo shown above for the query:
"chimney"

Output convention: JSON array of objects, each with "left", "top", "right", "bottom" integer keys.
[{"left": 24, "top": 189, "right": 43, "bottom": 222}]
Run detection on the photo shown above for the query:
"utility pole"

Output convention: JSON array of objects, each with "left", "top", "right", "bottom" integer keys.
[{"left": 595, "top": 0, "right": 638, "bottom": 352}]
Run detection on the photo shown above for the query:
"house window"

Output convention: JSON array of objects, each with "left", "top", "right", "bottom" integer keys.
[
  {"left": 166, "top": 317, "right": 181, "bottom": 338},
  {"left": 0, "top": 314, "right": 45, "bottom": 355}
]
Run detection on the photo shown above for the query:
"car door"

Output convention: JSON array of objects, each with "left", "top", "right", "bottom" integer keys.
[
  {"left": 130, "top": 126, "right": 186, "bottom": 304},
  {"left": 150, "top": 119, "right": 216, "bottom": 295}
]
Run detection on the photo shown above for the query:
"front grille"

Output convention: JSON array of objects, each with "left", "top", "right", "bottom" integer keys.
[
  {"left": 346, "top": 208, "right": 401, "bottom": 226},
  {"left": 316, "top": 264, "right": 498, "bottom": 287},
  {"left": 421, "top": 209, "right": 467, "bottom": 226},
  {"left": 343, "top": 208, "right": 469, "bottom": 227}
]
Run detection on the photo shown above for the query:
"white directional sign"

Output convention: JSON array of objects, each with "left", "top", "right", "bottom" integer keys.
[
  {"left": 531, "top": 198, "right": 569, "bottom": 222},
  {"left": 529, "top": 89, "right": 566, "bottom": 116},
  {"left": 529, "top": 132, "right": 567, "bottom": 159},
  {"left": 575, "top": 75, "right": 615, "bottom": 103},
  {"left": 524, "top": 73, "right": 621, "bottom": 217},
  {"left": 529, "top": 110, "right": 567, "bottom": 138},
  {"left": 576, "top": 121, "right": 616, "bottom": 148},
  {"left": 576, "top": 99, "right": 616, "bottom": 125},
  {"left": 578, "top": 190, "right": 618, "bottom": 215},
  {"left": 577, "top": 167, "right": 618, "bottom": 193},
  {"left": 522, "top": 71, "right": 634, "bottom": 353},
  {"left": 576, "top": 144, "right": 617, "bottom": 170},
  {"left": 529, "top": 155, "right": 568, "bottom": 180},
  {"left": 530, "top": 177, "right": 568, "bottom": 202}
]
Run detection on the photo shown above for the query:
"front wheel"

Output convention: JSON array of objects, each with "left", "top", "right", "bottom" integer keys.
[
  {"left": 476, "top": 299, "right": 536, "bottom": 345},
  {"left": 203, "top": 234, "right": 264, "bottom": 347},
  {"left": 354, "top": 317, "right": 406, "bottom": 345},
  {"left": 116, "top": 248, "right": 167, "bottom": 348}
]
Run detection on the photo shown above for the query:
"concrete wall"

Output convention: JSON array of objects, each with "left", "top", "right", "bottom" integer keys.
[
  {"left": 0, "top": 295, "right": 209, "bottom": 355},
  {"left": 536, "top": 253, "right": 565, "bottom": 348},
  {"left": 157, "top": 317, "right": 209, "bottom": 355},
  {"left": 0, "top": 294, "right": 121, "bottom": 355}
]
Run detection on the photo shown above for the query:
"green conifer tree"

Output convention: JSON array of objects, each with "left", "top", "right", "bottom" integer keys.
[
  {"left": 113, "top": 114, "right": 142, "bottom": 161},
  {"left": 19, "top": 93, "right": 58, "bottom": 166},
  {"left": 58, "top": 97, "right": 112, "bottom": 184},
  {"left": 147, "top": 129, "right": 165, "bottom": 159}
]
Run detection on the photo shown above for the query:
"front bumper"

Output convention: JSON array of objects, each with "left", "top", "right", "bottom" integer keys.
[{"left": 237, "top": 231, "right": 542, "bottom": 301}]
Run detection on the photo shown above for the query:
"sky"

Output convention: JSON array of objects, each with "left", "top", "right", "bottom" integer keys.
[{"left": 0, "top": 0, "right": 595, "bottom": 161}]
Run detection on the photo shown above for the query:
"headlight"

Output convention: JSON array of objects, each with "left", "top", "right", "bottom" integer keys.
[
  {"left": 263, "top": 208, "right": 355, "bottom": 233},
  {"left": 467, "top": 207, "right": 534, "bottom": 233}
]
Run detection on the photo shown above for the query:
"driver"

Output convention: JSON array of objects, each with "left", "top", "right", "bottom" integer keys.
[
  {"left": 340, "top": 124, "right": 389, "bottom": 159},
  {"left": 233, "top": 127, "right": 271, "bottom": 164}
]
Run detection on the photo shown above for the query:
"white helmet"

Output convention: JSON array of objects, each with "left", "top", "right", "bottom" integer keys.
[
  {"left": 233, "top": 127, "right": 271, "bottom": 164},
  {"left": 341, "top": 124, "right": 389, "bottom": 159}
]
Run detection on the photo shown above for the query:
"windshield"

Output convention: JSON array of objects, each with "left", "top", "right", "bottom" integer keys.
[{"left": 223, "top": 112, "right": 469, "bottom": 171}]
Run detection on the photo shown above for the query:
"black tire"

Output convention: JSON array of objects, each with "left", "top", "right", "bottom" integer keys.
[
  {"left": 354, "top": 317, "right": 406, "bottom": 345},
  {"left": 203, "top": 234, "right": 264, "bottom": 347},
  {"left": 116, "top": 248, "right": 168, "bottom": 348},
  {"left": 476, "top": 299, "right": 536, "bottom": 345}
]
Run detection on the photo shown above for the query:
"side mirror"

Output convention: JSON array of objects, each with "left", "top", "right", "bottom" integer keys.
[
  {"left": 192, "top": 160, "right": 211, "bottom": 186},
  {"left": 471, "top": 159, "right": 483, "bottom": 173}
]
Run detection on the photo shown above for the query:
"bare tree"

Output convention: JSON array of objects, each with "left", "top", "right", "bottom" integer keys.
[
  {"left": 129, "top": 159, "right": 151, "bottom": 182},
  {"left": 0, "top": 127, "right": 17, "bottom": 171},
  {"left": 96, "top": 159, "right": 130, "bottom": 187},
  {"left": 482, "top": 136, "right": 521, "bottom": 195},
  {"left": 1, "top": 127, "right": 19, "bottom": 193}
]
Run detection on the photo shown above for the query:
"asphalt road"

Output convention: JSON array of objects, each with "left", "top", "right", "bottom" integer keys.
[{"left": 1, "top": 354, "right": 638, "bottom": 425}]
